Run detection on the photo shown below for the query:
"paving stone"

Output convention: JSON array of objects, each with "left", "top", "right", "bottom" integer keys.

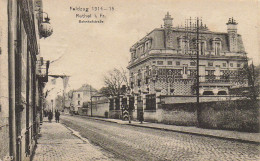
[
  {"left": 33, "top": 120, "right": 116, "bottom": 161},
  {"left": 61, "top": 115, "right": 260, "bottom": 161}
]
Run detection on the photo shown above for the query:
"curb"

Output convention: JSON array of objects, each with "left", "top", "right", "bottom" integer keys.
[
  {"left": 62, "top": 123, "right": 90, "bottom": 144},
  {"left": 82, "top": 116, "right": 260, "bottom": 145},
  {"left": 127, "top": 123, "right": 260, "bottom": 145}
]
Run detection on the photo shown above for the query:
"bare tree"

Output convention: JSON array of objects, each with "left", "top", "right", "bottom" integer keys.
[
  {"left": 245, "top": 63, "right": 260, "bottom": 100},
  {"left": 101, "top": 68, "right": 129, "bottom": 97}
]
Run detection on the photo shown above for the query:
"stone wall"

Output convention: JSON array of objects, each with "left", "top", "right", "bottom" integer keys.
[
  {"left": 0, "top": 117, "right": 9, "bottom": 160},
  {"left": 159, "top": 99, "right": 259, "bottom": 132},
  {"left": 161, "top": 95, "right": 245, "bottom": 104},
  {"left": 92, "top": 101, "right": 110, "bottom": 118},
  {"left": 0, "top": 0, "right": 10, "bottom": 159},
  {"left": 199, "top": 99, "right": 259, "bottom": 132},
  {"left": 159, "top": 102, "right": 197, "bottom": 126},
  {"left": 109, "top": 110, "right": 122, "bottom": 119},
  {"left": 144, "top": 110, "right": 157, "bottom": 122}
]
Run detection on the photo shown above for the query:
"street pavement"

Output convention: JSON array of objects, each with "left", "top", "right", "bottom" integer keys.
[
  {"left": 89, "top": 115, "right": 260, "bottom": 144},
  {"left": 32, "top": 118, "right": 119, "bottom": 161},
  {"left": 61, "top": 115, "right": 260, "bottom": 161}
]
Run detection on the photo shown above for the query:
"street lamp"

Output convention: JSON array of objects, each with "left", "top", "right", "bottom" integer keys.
[
  {"left": 37, "top": 11, "right": 53, "bottom": 38},
  {"left": 51, "top": 99, "right": 54, "bottom": 113}
]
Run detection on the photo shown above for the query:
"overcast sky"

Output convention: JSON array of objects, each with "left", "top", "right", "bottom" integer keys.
[{"left": 41, "top": 0, "right": 260, "bottom": 91}]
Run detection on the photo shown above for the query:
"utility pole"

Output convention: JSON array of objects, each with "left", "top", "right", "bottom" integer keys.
[
  {"left": 51, "top": 99, "right": 54, "bottom": 113},
  {"left": 196, "top": 17, "right": 201, "bottom": 126},
  {"left": 8, "top": 0, "right": 17, "bottom": 159},
  {"left": 90, "top": 86, "right": 92, "bottom": 116},
  {"left": 63, "top": 89, "right": 65, "bottom": 111},
  {"left": 89, "top": 85, "right": 96, "bottom": 117},
  {"left": 185, "top": 17, "right": 201, "bottom": 126},
  {"left": 90, "top": 96, "right": 93, "bottom": 117}
]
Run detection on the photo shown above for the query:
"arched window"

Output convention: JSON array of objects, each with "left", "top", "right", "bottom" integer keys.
[
  {"left": 199, "top": 37, "right": 207, "bottom": 55},
  {"left": 137, "top": 70, "right": 142, "bottom": 86},
  {"left": 217, "top": 91, "right": 227, "bottom": 95},
  {"left": 203, "top": 91, "right": 214, "bottom": 95},
  {"left": 213, "top": 38, "right": 222, "bottom": 56},
  {"left": 178, "top": 36, "right": 189, "bottom": 54}
]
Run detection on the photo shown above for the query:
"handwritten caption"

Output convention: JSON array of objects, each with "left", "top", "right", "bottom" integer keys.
[{"left": 70, "top": 6, "right": 115, "bottom": 24}]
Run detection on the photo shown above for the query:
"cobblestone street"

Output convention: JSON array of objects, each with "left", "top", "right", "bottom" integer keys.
[
  {"left": 32, "top": 119, "right": 119, "bottom": 161},
  {"left": 61, "top": 115, "right": 260, "bottom": 161}
]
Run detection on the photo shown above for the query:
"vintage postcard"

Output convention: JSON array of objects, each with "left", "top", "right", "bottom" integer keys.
[{"left": 0, "top": 0, "right": 259, "bottom": 160}]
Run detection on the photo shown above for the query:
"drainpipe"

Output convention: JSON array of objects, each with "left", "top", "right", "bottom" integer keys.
[{"left": 8, "top": 0, "right": 17, "bottom": 159}]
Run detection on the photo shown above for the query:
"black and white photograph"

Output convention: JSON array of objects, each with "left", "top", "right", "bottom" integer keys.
[{"left": 0, "top": 0, "right": 259, "bottom": 160}]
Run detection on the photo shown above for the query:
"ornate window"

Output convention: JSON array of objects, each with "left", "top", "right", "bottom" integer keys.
[
  {"left": 208, "top": 62, "right": 213, "bottom": 67},
  {"left": 190, "top": 69, "right": 197, "bottom": 76},
  {"left": 199, "top": 37, "right": 207, "bottom": 55},
  {"left": 183, "top": 65, "right": 188, "bottom": 74},
  {"left": 213, "top": 38, "right": 222, "bottom": 56},
  {"left": 178, "top": 36, "right": 189, "bottom": 54},
  {"left": 190, "top": 62, "right": 196, "bottom": 66},
  {"left": 137, "top": 70, "right": 142, "bottom": 86},
  {"left": 157, "top": 61, "right": 163, "bottom": 65}
]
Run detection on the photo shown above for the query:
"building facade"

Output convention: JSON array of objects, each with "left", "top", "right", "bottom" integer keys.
[
  {"left": 70, "top": 84, "right": 98, "bottom": 114},
  {"left": 127, "top": 13, "right": 248, "bottom": 97},
  {"left": 0, "top": 0, "right": 51, "bottom": 160},
  {"left": 71, "top": 91, "right": 84, "bottom": 114}
]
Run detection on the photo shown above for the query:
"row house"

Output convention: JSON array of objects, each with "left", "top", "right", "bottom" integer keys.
[{"left": 0, "top": 0, "right": 52, "bottom": 160}]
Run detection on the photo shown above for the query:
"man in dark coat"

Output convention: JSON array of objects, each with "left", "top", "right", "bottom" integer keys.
[
  {"left": 139, "top": 111, "right": 144, "bottom": 124},
  {"left": 55, "top": 110, "right": 60, "bottom": 123},
  {"left": 48, "top": 110, "right": 53, "bottom": 123}
]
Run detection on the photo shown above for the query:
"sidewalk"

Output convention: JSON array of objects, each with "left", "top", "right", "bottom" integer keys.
[
  {"left": 87, "top": 116, "right": 260, "bottom": 144},
  {"left": 32, "top": 118, "right": 116, "bottom": 161}
]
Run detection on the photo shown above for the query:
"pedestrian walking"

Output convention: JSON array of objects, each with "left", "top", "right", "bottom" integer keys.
[
  {"left": 48, "top": 110, "right": 53, "bottom": 123},
  {"left": 139, "top": 111, "right": 144, "bottom": 124},
  {"left": 55, "top": 110, "right": 60, "bottom": 123}
]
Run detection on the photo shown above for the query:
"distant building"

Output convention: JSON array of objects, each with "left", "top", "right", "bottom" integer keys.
[
  {"left": 127, "top": 13, "right": 248, "bottom": 96},
  {"left": 70, "top": 84, "right": 98, "bottom": 114},
  {"left": 72, "top": 91, "right": 84, "bottom": 114}
]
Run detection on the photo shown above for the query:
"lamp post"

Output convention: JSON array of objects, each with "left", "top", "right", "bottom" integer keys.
[
  {"left": 51, "top": 99, "right": 54, "bottom": 113},
  {"left": 196, "top": 17, "right": 201, "bottom": 126},
  {"left": 184, "top": 17, "right": 202, "bottom": 126}
]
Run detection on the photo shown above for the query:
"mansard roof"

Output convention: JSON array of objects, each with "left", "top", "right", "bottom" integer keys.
[{"left": 130, "top": 28, "right": 245, "bottom": 53}]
